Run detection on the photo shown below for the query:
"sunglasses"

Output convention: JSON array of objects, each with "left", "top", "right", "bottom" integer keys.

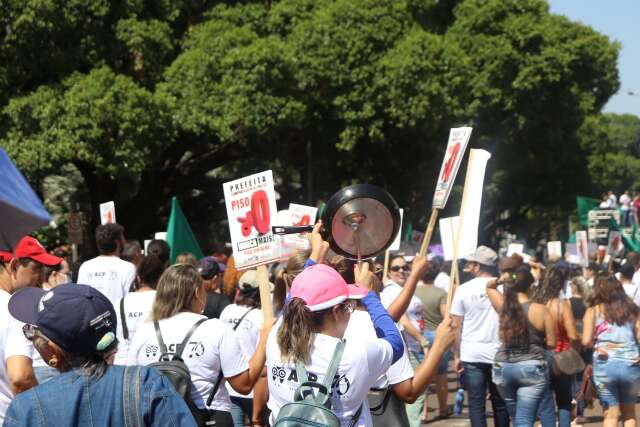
[{"left": 390, "top": 265, "right": 410, "bottom": 272}]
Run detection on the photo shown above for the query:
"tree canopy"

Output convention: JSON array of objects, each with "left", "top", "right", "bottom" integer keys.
[{"left": 0, "top": 0, "right": 629, "bottom": 252}]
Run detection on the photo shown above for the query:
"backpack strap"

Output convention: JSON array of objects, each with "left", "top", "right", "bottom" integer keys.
[
  {"left": 205, "top": 307, "right": 255, "bottom": 407},
  {"left": 348, "top": 404, "right": 363, "bottom": 427},
  {"left": 153, "top": 320, "right": 168, "bottom": 355},
  {"left": 123, "top": 365, "right": 142, "bottom": 427},
  {"left": 120, "top": 298, "right": 129, "bottom": 341},
  {"left": 176, "top": 318, "right": 208, "bottom": 359},
  {"left": 293, "top": 340, "right": 345, "bottom": 406}
]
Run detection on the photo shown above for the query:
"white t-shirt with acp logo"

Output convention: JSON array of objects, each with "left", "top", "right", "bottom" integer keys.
[
  {"left": 114, "top": 290, "right": 156, "bottom": 365},
  {"left": 219, "top": 304, "right": 264, "bottom": 398},
  {"left": 344, "top": 310, "right": 413, "bottom": 389},
  {"left": 450, "top": 277, "right": 501, "bottom": 364},
  {"left": 77, "top": 256, "right": 135, "bottom": 306},
  {"left": 380, "top": 282, "right": 424, "bottom": 353},
  {"left": 266, "top": 321, "right": 394, "bottom": 427},
  {"left": 127, "top": 312, "right": 249, "bottom": 411}
]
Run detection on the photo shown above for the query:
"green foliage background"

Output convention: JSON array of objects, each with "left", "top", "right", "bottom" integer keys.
[{"left": 1, "top": 0, "right": 638, "bottom": 253}]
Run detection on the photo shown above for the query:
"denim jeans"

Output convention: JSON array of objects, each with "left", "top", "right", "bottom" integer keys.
[
  {"left": 230, "top": 396, "right": 253, "bottom": 427},
  {"left": 424, "top": 330, "right": 451, "bottom": 375},
  {"left": 492, "top": 360, "right": 547, "bottom": 427},
  {"left": 593, "top": 358, "right": 640, "bottom": 408},
  {"left": 462, "top": 362, "right": 510, "bottom": 427},
  {"left": 536, "top": 350, "right": 572, "bottom": 427}
]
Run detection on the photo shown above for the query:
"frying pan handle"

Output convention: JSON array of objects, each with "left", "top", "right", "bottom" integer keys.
[{"left": 271, "top": 225, "right": 315, "bottom": 235}]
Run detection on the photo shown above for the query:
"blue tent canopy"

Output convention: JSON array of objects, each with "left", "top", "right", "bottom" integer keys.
[{"left": 0, "top": 146, "right": 51, "bottom": 250}]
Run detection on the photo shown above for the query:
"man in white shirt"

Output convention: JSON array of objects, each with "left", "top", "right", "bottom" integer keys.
[
  {"left": 450, "top": 246, "right": 508, "bottom": 427},
  {"left": 620, "top": 191, "right": 632, "bottom": 227},
  {"left": 77, "top": 223, "right": 135, "bottom": 306},
  {"left": 0, "top": 237, "right": 62, "bottom": 423}
]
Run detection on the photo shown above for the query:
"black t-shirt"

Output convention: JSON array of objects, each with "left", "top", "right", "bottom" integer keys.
[{"left": 203, "top": 292, "right": 232, "bottom": 319}]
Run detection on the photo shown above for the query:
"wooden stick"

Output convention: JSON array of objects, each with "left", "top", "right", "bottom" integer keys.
[
  {"left": 256, "top": 265, "right": 274, "bottom": 322},
  {"left": 445, "top": 220, "right": 462, "bottom": 314},
  {"left": 382, "top": 249, "right": 390, "bottom": 282},
  {"left": 419, "top": 208, "right": 440, "bottom": 257}
]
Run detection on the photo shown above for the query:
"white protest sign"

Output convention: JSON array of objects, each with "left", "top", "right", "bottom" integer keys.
[
  {"left": 547, "top": 241, "right": 562, "bottom": 259},
  {"left": 576, "top": 230, "right": 589, "bottom": 267},
  {"left": 388, "top": 209, "right": 404, "bottom": 251},
  {"left": 432, "top": 127, "right": 473, "bottom": 209},
  {"left": 507, "top": 243, "right": 524, "bottom": 257},
  {"left": 607, "top": 231, "right": 623, "bottom": 255},
  {"left": 154, "top": 232, "right": 167, "bottom": 241},
  {"left": 286, "top": 203, "right": 318, "bottom": 251},
  {"left": 223, "top": 170, "right": 279, "bottom": 269},
  {"left": 452, "top": 149, "right": 491, "bottom": 259},
  {"left": 439, "top": 216, "right": 459, "bottom": 261},
  {"left": 99, "top": 201, "right": 116, "bottom": 225}
]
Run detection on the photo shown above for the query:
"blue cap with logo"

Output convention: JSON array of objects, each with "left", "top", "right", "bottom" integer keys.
[{"left": 8, "top": 284, "right": 117, "bottom": 356}]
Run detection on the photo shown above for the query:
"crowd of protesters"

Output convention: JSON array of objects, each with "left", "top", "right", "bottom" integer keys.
[{"left": 1, "top": 221, "right": 639, "bottom": 427}]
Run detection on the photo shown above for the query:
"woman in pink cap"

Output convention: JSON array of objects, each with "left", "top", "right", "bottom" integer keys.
[{"left": 266, "top": 263, "right": 405, "bottom": 426}]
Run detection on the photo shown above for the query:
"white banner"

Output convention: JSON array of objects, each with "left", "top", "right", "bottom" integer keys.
[
  {"left": 388, "top": 209, "right": 404, "bottom": 251},
  {"left": 223, "top": 170, "right": 279, "bottom": 269},
  {"left": 547, "top": 241, "right": 562, "bottom": 259},
  {"left": 452, "top": 149, "right": 491, "bottom": 260},
  {"left": 507, "top": 243, "right": 524, "bottom": 257},
  {"left": 576, "top": 230, "right": 589, "bottom": 267},
  {"left": 439, "top": 216, "right": 459, "bottom": 261},
  {"left": 99, "top": 201, "right": 116, "bottom": 225},
  {"left": 432, "top": 127, "right": 473, "bottom": 209}
]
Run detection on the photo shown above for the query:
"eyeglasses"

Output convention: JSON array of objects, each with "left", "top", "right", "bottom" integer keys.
[{"left": 389, "top": 265, "right": 409, "bottom": 272}]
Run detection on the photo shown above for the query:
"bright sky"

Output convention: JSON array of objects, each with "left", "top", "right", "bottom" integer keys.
[{"left": 548, "top": 0, "right": 640, "bottom": 116}]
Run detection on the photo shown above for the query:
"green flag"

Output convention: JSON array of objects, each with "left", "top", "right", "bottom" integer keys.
[
  {"left": 576, "top": 196, "right": 599, "bottom": 226},
  {"left": 166, "top": 197, "right": 204, "bottom": 263}
]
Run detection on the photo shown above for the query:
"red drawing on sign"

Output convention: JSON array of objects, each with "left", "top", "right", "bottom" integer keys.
[
  {"left": 441, "top": 142, "right": 461, "bottom": 183},
  {"left": 237, "top": 190, "right": 271, "bottom": 237},
  {"left": 293, "top": 215, "right": 311, "bottom": 226},
  {"left": 106, "top": 211, "right": 113, "bottom": 224},
  {"left": 578, "top": 239, "right": 586, "bottom": 260}
]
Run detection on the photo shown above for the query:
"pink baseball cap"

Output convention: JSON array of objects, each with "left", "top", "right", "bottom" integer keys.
[{"left": 290, "top": 264, "right": 369, "bottom": 312}]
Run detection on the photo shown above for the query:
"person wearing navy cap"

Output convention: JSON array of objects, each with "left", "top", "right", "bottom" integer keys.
[{"left": 3, "top": 284, "right": 196, "bottom": 427}]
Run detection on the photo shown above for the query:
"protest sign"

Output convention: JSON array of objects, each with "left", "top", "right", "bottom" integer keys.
[
  {"left": 607, "top": 231, "right": 623, "bottom": 255},
  {"left": 285, "top": 203, "right": 318, "bottom": 254},
  {"left": 432, "top": 127, "right": 473, "bottom": 209},
  {"left": 223, "top": 170, "right": 279, "bottom": 269},
  {"left": 447, "top": 149, "right": 491, "bottom": 313},
  {"left": 547, "top": 241, "right": 562, "bottom": 259},
  {"left": 418, "top": 127, "right": 472, "bottom": 257},
  {"left": 576, "top": 230, "right": 589, "bottom": 267},
  {"left": 507, "top": 243, "right": 524, "bottom": 257},
  {"left": 99, "top": 201, "right": 116, "bottom": 225},
  {"left": 439, "top": 216, "right": 459, "bottom": 261},
  {"left": 154, "top": 232, "right": 167, "bottom": 241}
]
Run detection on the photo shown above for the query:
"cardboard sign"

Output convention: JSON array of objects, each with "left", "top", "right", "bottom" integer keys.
[
  {"left": 432, "top": 127, "right": 473, "bottom": 209},
  {"left": 388, "top": 209, "right": 404, "bottom": 251},
  {"left": 507, "top": 243, "right": 524, "bottom": 257},
  {"left": 607, "top": 231, "right": 623, "bottom": 255},
  {"left": 547, "top": 241, "right": 562, "bottom": 259},
  {"left": 99, "top": 201, "right": 116, "bottom": 225},
  {"left": 224, "top": 170, "right": 279, "bottom": 269},
  {"left": 576, "top": 230, "right": 589, "bottom": 267}
]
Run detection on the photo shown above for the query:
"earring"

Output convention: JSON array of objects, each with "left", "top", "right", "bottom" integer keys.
[{"left": 48, "top": 357, "right": 58, "bottom": 368}]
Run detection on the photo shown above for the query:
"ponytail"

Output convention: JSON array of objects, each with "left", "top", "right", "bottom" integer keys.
[
  {"left": 499, "top": 278, "right": 528, "bottom": 345},
  {"left": 277, "top": 298, "right": 320, "bottom": 364}
]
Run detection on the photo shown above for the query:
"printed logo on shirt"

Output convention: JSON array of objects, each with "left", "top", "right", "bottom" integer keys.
[
  {"left": 270, "top": 365, "right": 351, "bottom": 396},
  {"left": 144, "top": 341, "right": 205, "bottom": 358},
  {"left": 128, "top": 311, "right": 145, "bottom": 318}
]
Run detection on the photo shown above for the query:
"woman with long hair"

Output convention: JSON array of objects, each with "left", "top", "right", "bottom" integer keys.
[
  {"left": 582, "top": 274, "right": 640, "bottom": 427},
  {"left": 486, "top": 266, "right": 556, "bottom": 426},
  {"left": 532, "top": 265, "right": 580, "bottom": 427},
  {"left": 266, "top": 263, "right": 405, "bottom": 426},
  {"left": 128, "top": 264, "right": 272, "bottom": 426}
]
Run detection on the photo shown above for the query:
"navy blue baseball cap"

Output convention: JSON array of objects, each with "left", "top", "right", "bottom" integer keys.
[{"left": 8, "top": 284, "right": 117, "bottom": 356}]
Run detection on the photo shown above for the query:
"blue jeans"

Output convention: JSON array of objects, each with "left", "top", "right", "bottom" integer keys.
[
  {"left": 537, "top": 351, "right": 572, "bottom": 427},
  {"left": 492, "top": 360, "right": 548, "bottom": 427},
  {"left": 462, "top": 362, "right": 510, "bottom": 427},
  {"left": 593, "top": 358, "right": 640, "bottom": 408},
  {"left": 424, "top": 329, "right": 451, "bottom": 375},
  {"left": 230, "top": 396, "right": 253, "bottom": 427}
]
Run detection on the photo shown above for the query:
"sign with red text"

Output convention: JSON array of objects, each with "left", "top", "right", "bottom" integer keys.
[
  {"left": 432, "top": 127, "right": 473, "bottom": 209},
  {"left": 607, "top": 231, "right": 623, "bottom": 255},
  {"left": 99, "top": 201, "right": 116, "bottom": 225},
  {"left": 286, "top": 203, "right": 318, "bottom": 251},
  {"left": 576, "top": 230, "right": 589, "bottom": 267},
  {"left": 224, "top": 170, "right": 279, "bottom": 269}
]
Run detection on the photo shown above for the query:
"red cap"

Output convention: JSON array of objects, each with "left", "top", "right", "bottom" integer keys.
[
  {"left": 13, "top": 237, "right": 62, "bottom": 266},
  {"left": 0, "top": 251, "right": 12, "bottom": 263}
]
